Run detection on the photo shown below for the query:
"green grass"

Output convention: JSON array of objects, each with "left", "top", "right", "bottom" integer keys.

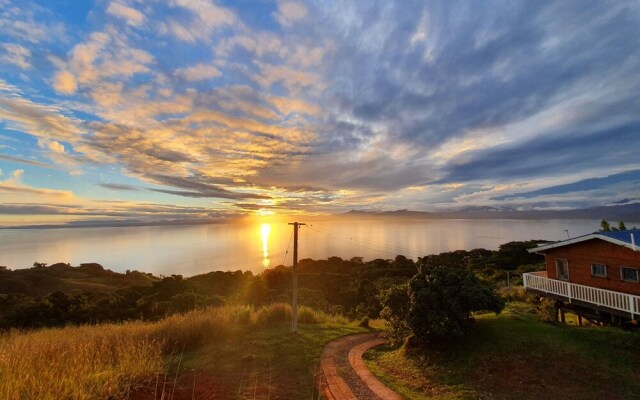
[
  {"left": 178, "top": 323, "right": 368, "bottom": 399},
  {"left": 365, "top": 302, "right": 640, "bottom": 400}
]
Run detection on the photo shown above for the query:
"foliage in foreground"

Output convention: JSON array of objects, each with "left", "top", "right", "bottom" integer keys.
[
  {"left": 0, "top": 303, "right": 346, "bottom": 400},
  {"left": 381, "top": 264, "right": 504, "bottom": 345}
]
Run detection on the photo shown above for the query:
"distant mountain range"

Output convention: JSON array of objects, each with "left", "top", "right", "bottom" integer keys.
[
  {"left": 4, "top": 203, "right": 640, "bottom": 230},
  {"left": 342, "top": 203, "right": 640, "bottom": 223}
]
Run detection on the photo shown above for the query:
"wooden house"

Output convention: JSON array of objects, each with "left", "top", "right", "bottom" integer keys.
[{"left": 524, "top": 230, "right": 640, "bottom": 323}]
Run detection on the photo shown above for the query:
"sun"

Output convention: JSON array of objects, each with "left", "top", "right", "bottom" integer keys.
[{"left": 260, "top": 223, "right": 271, "bottom": 237}]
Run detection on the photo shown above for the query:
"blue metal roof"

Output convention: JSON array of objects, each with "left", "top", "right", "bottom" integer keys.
[
  {"left": 598, "top": 229, "right": 640, "bottom": 245},
  {"left": 530, "top": 229, "right": 640, "bottom": 253}
]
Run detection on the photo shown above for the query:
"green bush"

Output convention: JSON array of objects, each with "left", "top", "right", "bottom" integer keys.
[
  {"left": 378, "top": 284, "right": 411, "bottom": 345},
  {"left": 407, "top": 264, "right": 504, "bottom": 343}
]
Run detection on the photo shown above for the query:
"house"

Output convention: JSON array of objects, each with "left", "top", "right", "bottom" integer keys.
[{"left": 523, "top": 230, "right": 640, "bottom": 323}]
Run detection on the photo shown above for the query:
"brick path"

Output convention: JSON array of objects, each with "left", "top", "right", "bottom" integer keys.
[{"left": 319, "top": 332, "right": 404, "bottom": 400}]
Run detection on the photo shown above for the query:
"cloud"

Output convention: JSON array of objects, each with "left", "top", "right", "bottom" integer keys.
[
  {"left": 47, "top": 140, "right": 65, "bottom": 154},
  {"left": 159, "top": 0, "right": 236, "bottom": 43},
  {"left": 274, "top": 1, "right": 308, "bottom": 27},
  {"left": 0, "top": 154, "right": 56, "bottom": 169},
  {"left": 0, "top": 169, "right": 75, "bottom": 200},
  {"left": 146, "top": 174, "right": 269, "bottom": 200},
  {"left": 53, "top": 70, "right": 77, "bottom": 94},
  {"left": 54, "top": 27, "right": 154, "bottom": 97},
  {"left": 175, "top": 64, "right": 221, "bottom": 81},
  {"left": 0, "top": 1, "right": 66, "bottom": 43},
  {"left": 99, "top": 183, "right": 142, "bottom": 191},
  {"left": 0, "top": 82, "right": 83, "bottom": 143},
  {"left": 1, "top": 43, "right": 31, "bottom": 69},
  {"left": 492, "top": 170, "right": 640, "bottom": 201},
  {"left": 106, "top": 2, "right": 145, "bottom": 26}
]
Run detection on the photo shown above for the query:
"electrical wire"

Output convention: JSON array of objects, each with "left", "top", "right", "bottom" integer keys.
[
  {"left": 309, "top": 225, "right": 417, "bottom": 254},
  {"left": 307, "top": 225, "right": 420, "bottom": 258},
  {"left": 282, "top": 229, "right": 294, "bottom": 265},
  {"left": 306, "top": 225, "right": 420, "bottom": 259}
]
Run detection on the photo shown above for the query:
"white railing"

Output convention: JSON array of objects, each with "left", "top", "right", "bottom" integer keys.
[{"left": 523, "top": 271, "right": 640, "bottom": 319}]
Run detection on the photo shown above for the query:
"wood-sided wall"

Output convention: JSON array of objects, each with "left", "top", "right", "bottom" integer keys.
[{"left": 542, "top": 239, "right": 640, "bottom": 296}]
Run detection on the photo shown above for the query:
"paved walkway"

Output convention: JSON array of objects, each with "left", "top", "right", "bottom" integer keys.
[{"left": 319, "top": 332, "right": 404, "bottom": 400}]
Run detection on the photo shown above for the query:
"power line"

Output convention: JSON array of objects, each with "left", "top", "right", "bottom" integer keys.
[
  {"left": 307, "top": 225, "right": 420, "bottom": 258},
  {"left": 309, "top": 225, "right": 417, "bottom": 255},
  {"left": 306, "top": 226, "right": 420, "bottom": 259},
  {"left": 282, "top": 229, "right": 294, "bottom": 266}
]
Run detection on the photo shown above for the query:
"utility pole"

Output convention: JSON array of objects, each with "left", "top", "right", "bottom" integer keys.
[
  {"left": 288, "top": 222, "right": 306, "bottom": 333},
  {"left": 506, "top": 271, "right": 510, "bottom": 303}
]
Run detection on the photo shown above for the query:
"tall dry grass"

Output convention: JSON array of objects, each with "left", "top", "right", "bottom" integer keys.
[
  {"left": 0, "top": 303, "right": 346, "bottom": 399},
  {"left": 0, "top": 324, "right": 163, "bottom": 400}
]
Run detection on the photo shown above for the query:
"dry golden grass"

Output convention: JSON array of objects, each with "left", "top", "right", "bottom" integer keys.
[
  {"left": 0, "top": 303, "right": 345, "bottom": 399},
  {"left": 0, "top": 324, "right": 163, "bottom": 400}
]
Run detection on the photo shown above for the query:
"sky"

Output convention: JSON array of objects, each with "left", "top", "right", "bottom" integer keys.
[{"left": 0, "top": 0, "right": 639, "bottom": 227}]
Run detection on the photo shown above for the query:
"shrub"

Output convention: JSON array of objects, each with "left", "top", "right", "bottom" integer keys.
[
  {"left": 378, "top": 284, "right": 411, "bottom": 345},
  {"left": 407, "top": 264, "right": 504, "bottom": 343},
  {"left": 497, "top": 285, "right": 538, "bottom": 303},
  {"left": 538, "top": 297, "right": 558, "bottom": 322},
  {"left": 256, "top": 303, "right": 292, "bottom": 325},
  {"left": 297, "top": 306, "right": 319, "bottom": 324}
]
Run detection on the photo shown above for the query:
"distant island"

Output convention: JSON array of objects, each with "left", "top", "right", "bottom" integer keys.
[
  {"left": 3, "top": 202, "right": 640, "bottom": 230},
  {"left": 343, "top": 202, "right": 640, "bottom": 222}
]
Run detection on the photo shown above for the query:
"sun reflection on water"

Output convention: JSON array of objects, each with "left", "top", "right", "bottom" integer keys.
[{"left": 260, "top": 223, "right": 271, "bottom": 268}]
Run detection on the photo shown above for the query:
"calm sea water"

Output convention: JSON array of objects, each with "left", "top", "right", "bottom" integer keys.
[{"left": 0, "top": 219, "right": 606, "bottom": 276}]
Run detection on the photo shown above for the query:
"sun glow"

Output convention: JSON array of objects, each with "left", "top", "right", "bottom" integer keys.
[{"left": 260, "top": 223, "right": 271, "bottom": 268}]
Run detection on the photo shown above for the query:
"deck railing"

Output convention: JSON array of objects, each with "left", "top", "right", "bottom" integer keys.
[{"left": 523, "top": 271, "right": 640, "bottom": 319}]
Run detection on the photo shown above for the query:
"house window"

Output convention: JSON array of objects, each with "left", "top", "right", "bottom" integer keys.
[
  {"left": 620, "top": 267, "right": 639, "bottom": 283},
  {"left": 591, "top": 263, "right": 607, "bottom": 278},
  {"left": 556, "top": 259, "right": 569, "bottom": 280}
]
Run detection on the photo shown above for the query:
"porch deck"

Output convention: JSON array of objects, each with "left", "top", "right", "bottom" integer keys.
[{"left": 523, "top": 271, "right": 640, "bottom": 320}]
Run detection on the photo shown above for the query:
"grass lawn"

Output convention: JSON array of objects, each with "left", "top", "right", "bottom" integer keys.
[
  {"left": 166, "top": 323, "right": 368, "bottom": 399},
  {"left": 364, "top": 302, "right": 640, "bottom": 400}
]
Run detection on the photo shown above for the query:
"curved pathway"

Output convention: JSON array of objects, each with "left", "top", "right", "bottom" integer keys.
[{"left": 320, "top": 332, "right": 404, "bottom": 400}]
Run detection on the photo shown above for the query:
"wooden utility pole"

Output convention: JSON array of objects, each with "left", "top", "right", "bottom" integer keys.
[{"left": 288, "top": 222, "right": 306, "bottom": 333}]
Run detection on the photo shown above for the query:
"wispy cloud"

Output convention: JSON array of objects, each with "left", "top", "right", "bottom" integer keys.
[{"left": 106, "top": 2, "right": 145, "bottom": 27}]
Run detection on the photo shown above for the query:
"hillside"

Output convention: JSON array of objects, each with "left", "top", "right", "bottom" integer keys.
[
  {"left": 0, "top": 262, "right": 157, "bottom": 297},
  {"left": 342, "top": 203, "right": 640, "bottom": 222}
]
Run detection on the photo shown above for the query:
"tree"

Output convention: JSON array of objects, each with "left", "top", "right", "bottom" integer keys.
[
  {"left": 600, "top": 219, "right": 628, "bottom": 232},
  {"left": 406, "top": 264, "right": 504, "bottom": 344},
  {"left": 378, "top": 284, "right": 411, "bottom": 345}
]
